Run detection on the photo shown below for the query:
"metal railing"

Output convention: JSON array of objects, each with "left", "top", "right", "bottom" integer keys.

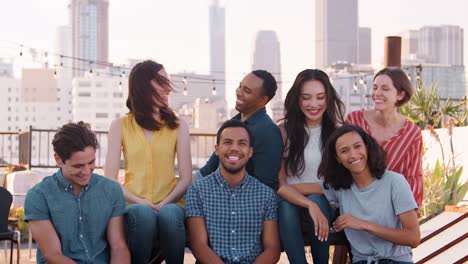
[{"left": 0, "top": 128, "right": 216, "bottom": 170}]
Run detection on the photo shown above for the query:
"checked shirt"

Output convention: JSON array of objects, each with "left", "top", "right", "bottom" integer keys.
[{"left": 186, "top": 169, "right": 277, "bottom": 264}]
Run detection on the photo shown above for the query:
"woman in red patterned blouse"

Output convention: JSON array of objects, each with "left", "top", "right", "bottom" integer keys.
[{"left": 345, "top": 67, "right": 423, "bottom": 207}]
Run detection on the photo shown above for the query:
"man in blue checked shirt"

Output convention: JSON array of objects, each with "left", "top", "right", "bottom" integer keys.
[
  {"left": 186, "top": 120, "right": 280, "bottom": 264},
  {"left": 25, "top": 122, "right": 130, "bottom": 264}
]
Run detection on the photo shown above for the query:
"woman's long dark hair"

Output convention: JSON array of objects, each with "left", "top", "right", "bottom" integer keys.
[
  {"left": 282, "top": 69, "right": 345, "bottom": 177},
  {"left": 319, "top": 125, "right": 387, "bottom": 190},
  {"left": 126, "top": 60, "right": 178, "bottom": 130}
]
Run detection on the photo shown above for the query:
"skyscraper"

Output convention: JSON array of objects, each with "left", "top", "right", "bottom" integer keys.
[
  {"left": 418, "top": 25, "right": 464, "bottom": 66},
  {"left": 209, "top": 0, "right": 225, "bottom": 100},
  {"left": 252, "top": 30, "right": 283, "bottom": 121},
  {"left": 69, "top": 0, "right": 109, "bottom": 77},
  {"left": 315, "top": 0, "right": 358, "bottom": 69},
  {"left": 358, "top": 27, "right": 372, "bottom": 65}
]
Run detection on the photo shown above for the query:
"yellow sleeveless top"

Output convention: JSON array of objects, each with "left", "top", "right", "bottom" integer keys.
[{"left": 121, "top": 114, "right": 184, "bottom": 206}]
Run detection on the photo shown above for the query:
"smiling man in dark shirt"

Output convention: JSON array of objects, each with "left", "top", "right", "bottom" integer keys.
[{"left": 196, "top": 70, "right": 283, "bottom": 190}]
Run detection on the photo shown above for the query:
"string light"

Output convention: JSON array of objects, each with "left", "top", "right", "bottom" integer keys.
[
  {"left": 53, "top": 68, "right": 58, "bottom": 79},
  {"left": 59, "top": 55, "right": 64, "bottom": 69},
  {"left": 353, "top": 81, "right": 358, "bottom": 92},
  {"left": 182, "top": 76, "right": 188, "bottom": 96},
  {"left": 212, "top": 79, "right": 217, "bottom": 95},
  {"left": 88, "top": 62, "right": 93, "bottom": 78},
  {"left": 359, "top": 75, "right": 364, "bottom": 85},
  {"left": 118, "top": 81, "right": 123, "bottom": 91},
  {"left": 19, "top": 45, "right": 23, "bottom": 57}
]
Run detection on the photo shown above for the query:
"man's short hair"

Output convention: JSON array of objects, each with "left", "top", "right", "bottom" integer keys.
[
  {"left": 216, "top": 120, "right": 253, "bottom": 146},
  {"left": 251, "top": 70, "right": 277, "bottom": 102},
  {"left": 52, "top": 121, "right": 98, "bottom": 162}
]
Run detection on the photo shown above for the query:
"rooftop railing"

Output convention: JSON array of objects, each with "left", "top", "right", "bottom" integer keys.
[{"left": 0, "top": 127, "right": 216, "bottom": 170}]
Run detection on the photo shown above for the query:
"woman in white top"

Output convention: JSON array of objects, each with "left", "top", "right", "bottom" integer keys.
[{"left": 277, "top": 69, "right": 345, "bottom": 264}]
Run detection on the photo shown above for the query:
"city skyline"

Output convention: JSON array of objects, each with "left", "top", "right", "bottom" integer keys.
[{"left": 1, "top": 0, "right": 467, "bottom": 107}]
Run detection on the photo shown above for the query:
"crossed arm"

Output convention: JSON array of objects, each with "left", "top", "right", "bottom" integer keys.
[
  {"left": 29, "top": 216, "right": 130, "bottom": 264},
  {"left": 187, "top": 217, "right": 280, "bottom": 264}
]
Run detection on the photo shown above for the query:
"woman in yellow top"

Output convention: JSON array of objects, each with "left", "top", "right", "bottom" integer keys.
[{"left": 105, "top": 60, "right": 192, "bottom": 264}]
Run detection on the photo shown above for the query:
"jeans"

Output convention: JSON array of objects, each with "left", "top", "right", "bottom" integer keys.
[
  {"left": 353, "top": 260, "right": 413, "bottom": 264},
  {"left": 125, "top": 203, "right": 185, "bottom": 264},
  {"left": 278, "top": 194, "right": 334, "bottom": 264}
]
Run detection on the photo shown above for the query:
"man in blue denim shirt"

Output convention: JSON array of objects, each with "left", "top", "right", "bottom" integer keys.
[
  {"left": 25, "top": 122, "right": 130, "bottom": 264},
  {"left": 196, "top": 70, "right": 283, "bottom": 190},
  {"left": 187, "top": 120, "right": 280, "bottom": 263}
]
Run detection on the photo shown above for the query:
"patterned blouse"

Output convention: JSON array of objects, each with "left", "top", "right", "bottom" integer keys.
[{"left": 345, "top": 110, "right": 423, "bottom": 207}]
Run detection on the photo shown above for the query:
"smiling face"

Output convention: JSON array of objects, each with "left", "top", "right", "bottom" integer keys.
[
  {"left": 55, "top": 146, "right": 96, "bottom": 194},
  {"left": 235, "top": 73, "right": 268, "bottom": 118},
  {"left": 300, "top": 80, "right": 327, "bottom": 127},
  {"left": 215, "top": 126, "right": 253, "bottom": 175},
  {"left": 335, "top": 131, "right": 370, "bottom": 176},
  {"left": 371, "top": 74, "right": 405, "bottom": 111}
]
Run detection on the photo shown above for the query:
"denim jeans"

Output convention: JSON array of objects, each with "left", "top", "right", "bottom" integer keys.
[
  {"left": 125, "top": 203, "right": 185, "bottom": 264},
  {"left": 278, "top": 194, "right": 334, "bottom": 264},
  {"left": 353, "top": 260, "right": 413, "bottom": 264}
]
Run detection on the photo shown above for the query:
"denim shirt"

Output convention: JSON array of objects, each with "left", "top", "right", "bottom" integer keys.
[
  {"left": 25, "top": 169, "right": 126, "bottom": 264},
  {"left": 199, "top": 108, "right": 283, "bottom": 190},
  {"left": 186, "top": 169, "right": 277, "bottom": 263}
]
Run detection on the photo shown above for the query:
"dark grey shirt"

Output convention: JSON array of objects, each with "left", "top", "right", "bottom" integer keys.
[{"left": 199, "top": 108, "right": 283, "bottom": 190}]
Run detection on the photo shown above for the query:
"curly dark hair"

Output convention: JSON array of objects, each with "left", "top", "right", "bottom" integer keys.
[
  {"left": 126, "top": 60, "right": 178, "bottom": 131},
  {"left": 282, "top": 69, "right": 345, "bottom": 177},
  {"left": 319, "top": 125, "right": 387, "bottom": 190},
  {"left": 52, "top": 121, "right": 98, "bottom": 162}
]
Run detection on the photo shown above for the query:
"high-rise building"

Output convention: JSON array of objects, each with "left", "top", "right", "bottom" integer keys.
[
  {"left": 72, "top": 75, "right": 128, "bottom": 131},
  {"left": 402, "top": 25, "right": 464, "bottom": 66},
  {"left": 251, "top": 30, "right": 284, "bottom": 121},
  {"left": 315, "top": 0, "right": 358, "bottom": 69},
  {"left": 400, "top": 30, "right": 419, "bottom": 62},
  {"left": 358, "top": 27, "right": 372, "bottom": 65},
  {"left": 209, "top": 0, "right": 226, "bottom": 100},
  {"left": 69, "top": 0, "right": 109, "bottom": 77},
  {"left": 252, "top": 31, "right": 282, "bottom": 95}
]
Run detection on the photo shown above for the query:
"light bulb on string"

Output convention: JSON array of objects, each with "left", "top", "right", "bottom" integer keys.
[
  {"left": 44, "top": 52, "right": 49, "bottom": 68},
  {"left": 212, "top": 79, "right": 217, "bottom": 95},
  {"left": 53, "top": 67, "right": 58, "bottom": 79},
  {"left": 182, "top": 76, "right": 188, "bottom": 96},
  {"left": 359, "top": 76, "right": 364, "bottom": 85},
  {"left": 88, "top": 62, "right": 93, "bottom": 78},
  {"left": 118, "top": 81, "right": 123, "bottom": 91},
  {"left": 19, "top": 45, "right": 23, "bottom": 57},
  {"left": 59, "top": 55, "right": 64, "bottom": 69},
  {"left": 353, "top": 81, "right": 358, "bottom": 92}
]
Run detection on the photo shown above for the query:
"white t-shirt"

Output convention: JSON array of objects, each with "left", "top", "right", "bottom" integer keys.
[
  {"left": 320, "top": 170, "right": 418, "bottom": 263},
  {"left": 286, "top": 126, "right": 322, "bottom": 184}
]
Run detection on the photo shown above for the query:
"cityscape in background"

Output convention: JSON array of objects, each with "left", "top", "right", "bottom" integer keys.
[{"left": 0, "top": 0, "right": 467, "bottom": 164}]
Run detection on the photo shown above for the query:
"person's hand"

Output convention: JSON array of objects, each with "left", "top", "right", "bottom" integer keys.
[
  {"left": 307, "top": 203, "right": 329, "bottom": 242},
  {"left": 333, "top": 214, "right": 366, "bottom": 232},
  {"left": 154, "top": 203, "right": 165, "bottom": 212}
]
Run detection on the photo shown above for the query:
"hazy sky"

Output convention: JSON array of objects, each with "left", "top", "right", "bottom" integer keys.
[{"left": 1, "top": 0, "right": 467, "bottom": 106}]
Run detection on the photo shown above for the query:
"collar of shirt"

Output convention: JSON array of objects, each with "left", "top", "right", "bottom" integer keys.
[
  {"left": 213, "top": 168, "right": 252, "bottom": 191},
  {"left": 233, "top": 107, "right": 267, "bottom": 124},
  {"left": 54, "top": 169, "right": 92, "bottom": 193}
]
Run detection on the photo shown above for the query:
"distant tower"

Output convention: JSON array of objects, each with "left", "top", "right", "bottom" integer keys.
[
  {"left": 358, "top": 27, "right": 372, "bottom": 65},
  {"left": 418, "top": 25, "right": 464, "bottom": 66},
  {"left": 69, "top": 0, "right": 109, "bottom": 77},
  {"left": 315, "top": 0, "right": 358, "bottom": 69},
  {"left": 252, "top": 30, "right": 283, "bottom": 121},
  {"left": 209, "top": 0, "right": 226, "bottom": 100}
]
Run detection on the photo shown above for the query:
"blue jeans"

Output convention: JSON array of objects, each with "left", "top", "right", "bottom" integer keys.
[
  {"left": 278, "top": 194, "right": 334, "bottom": 264},
  {"left": 125, "top": 203, "right": 185, "bottom": 264}
]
